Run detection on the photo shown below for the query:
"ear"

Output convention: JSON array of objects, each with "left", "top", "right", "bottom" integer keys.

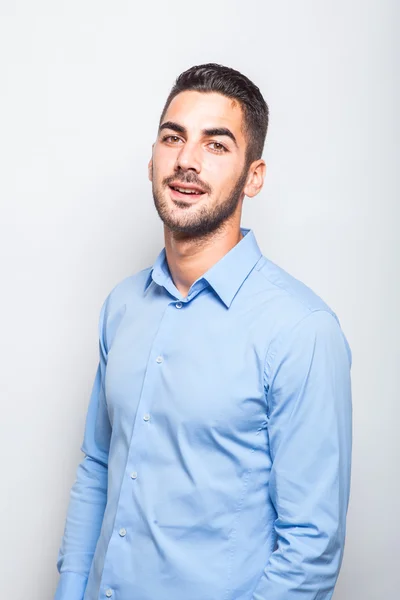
[
  {"left": 243, "top": 159, "right": 266, "bottom": 198},
  {"left": 148, "top": 157, "right": 153, "bottom": 182}
]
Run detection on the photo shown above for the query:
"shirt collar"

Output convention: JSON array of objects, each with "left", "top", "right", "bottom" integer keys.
[{"left": 144, "top": 226, "right": 262, "bottom": 308}]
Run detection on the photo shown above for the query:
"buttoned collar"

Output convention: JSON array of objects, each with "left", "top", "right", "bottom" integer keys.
[{"left": 144, "top": 226, "right": 262, "bottom": 308}]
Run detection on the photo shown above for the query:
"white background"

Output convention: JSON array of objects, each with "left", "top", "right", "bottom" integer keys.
[{"left": 0, "top": 1, "right": 398, "bottom": 598}]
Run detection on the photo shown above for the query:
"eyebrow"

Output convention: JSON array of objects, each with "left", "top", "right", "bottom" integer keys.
[{"left": 159, "top": 121, "right": 238, "bottom": 147}]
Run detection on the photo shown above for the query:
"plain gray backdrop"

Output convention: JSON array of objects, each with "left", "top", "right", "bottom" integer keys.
[{"left": 0, "top": 1, "right": 398, "bottom": 598}]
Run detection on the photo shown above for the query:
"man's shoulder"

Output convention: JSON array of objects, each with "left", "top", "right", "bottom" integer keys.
[
  {"left": 101, "top": 267, "right": 152, "bottom": 312},
  {"left": 254, "top": 256, "right": 351, "bottom": 364},
  {"left": 253, "top": 255, "right": 339, "bottom": 331},
  {"left": 96, "top": 268, "right": 151, "bottom": 350},
  {"left": 256, "top": 255, "right": 336, "bottom": 314}
]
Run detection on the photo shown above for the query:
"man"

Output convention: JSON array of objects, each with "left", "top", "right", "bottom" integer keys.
[{"left": 54, "top": 63, "right": 352, "bottom": 600}]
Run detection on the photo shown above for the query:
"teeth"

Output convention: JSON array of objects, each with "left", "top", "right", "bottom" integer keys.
[{"left": 174, "top": 187, "right": 201, "bottom": 194}]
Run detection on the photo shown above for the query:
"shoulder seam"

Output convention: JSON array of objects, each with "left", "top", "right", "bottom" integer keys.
[
  {"left": 256, "top": 258, "right": 330, "bottom": 315},
  {"left": 265, "top": 308, "right": 340, "bottom": 366},
  {"left": 263, "top": 308, "right": 340, "bottom": 408}
]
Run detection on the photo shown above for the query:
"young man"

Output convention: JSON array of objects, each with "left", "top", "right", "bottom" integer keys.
[{"left": 54, "top": 63, "right": 352, "bottom": 600}]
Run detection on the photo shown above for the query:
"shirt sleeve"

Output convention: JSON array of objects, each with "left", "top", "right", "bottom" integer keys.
[
  {"left": 251, "top": 309, "right": 352, "bottom": 600},
  {"left": 54, "top": 297, "right": 112, "bottom": 600}
]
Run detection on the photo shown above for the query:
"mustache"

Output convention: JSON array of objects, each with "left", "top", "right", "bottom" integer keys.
[{"left": 163, "top": 174, "right": 212, "bottom": 194}]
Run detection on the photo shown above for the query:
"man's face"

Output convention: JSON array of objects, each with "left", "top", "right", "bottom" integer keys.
[{"left": 149, "top": 91, "right": 251, "bottom": 238}]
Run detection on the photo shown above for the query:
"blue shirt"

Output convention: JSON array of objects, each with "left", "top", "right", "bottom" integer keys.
[{"left": 55, "top": 226, "right": 352, "bottom": 600}]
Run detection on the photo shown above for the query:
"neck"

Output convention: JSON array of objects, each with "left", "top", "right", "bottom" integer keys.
[{"left": 163, "top": 220, "right": 244, "bottom": 299}]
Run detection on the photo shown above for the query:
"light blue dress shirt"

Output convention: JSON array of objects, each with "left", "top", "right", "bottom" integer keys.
[{"left": 55, "top": 226, "right": 352, "bottom": 600}]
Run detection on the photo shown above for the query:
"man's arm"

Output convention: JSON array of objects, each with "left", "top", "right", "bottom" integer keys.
[
  {"left": 252, "top": 309, "right": 352, "bottom": 600},
  {"left": 54, "top": 297, "right": 112, "bottom": 600}
]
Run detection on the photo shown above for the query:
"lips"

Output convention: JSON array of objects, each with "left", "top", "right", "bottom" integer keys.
[
  {"left": 168, "top": 181, "right": 207, "bottom": 200},
  {"left": 169, "top": 181, "right": 204, "bottom": 194}
]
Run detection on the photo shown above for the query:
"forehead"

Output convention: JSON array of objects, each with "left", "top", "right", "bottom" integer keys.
[{"left": 162, "top": 91, "right": 245, "bottom": 140}]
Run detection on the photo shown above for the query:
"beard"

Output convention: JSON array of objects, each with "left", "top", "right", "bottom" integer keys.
[{"left": 151, "top": 163, "right": 249, "bottom": 239}]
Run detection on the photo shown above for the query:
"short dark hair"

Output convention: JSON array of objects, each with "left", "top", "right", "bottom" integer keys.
[{"left": 159, "top": 63, "right": 269, "bottom": 167}]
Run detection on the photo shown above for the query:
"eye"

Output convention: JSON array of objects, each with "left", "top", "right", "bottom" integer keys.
[
  {"left": 208, "top": 141, "right": 228, "bottom": 153},
  {"left": 162, "top": 135, "right": 183, "bottom": 144}
]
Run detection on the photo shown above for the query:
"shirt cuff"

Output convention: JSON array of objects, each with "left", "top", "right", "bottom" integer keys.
[{"left": 54, "top": 572, "right": 88, "bottom": 600}]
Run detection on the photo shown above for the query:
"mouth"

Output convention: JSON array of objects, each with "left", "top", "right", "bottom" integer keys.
[{"left": 168, "top": 183, "right": 207, "bottom": 201}]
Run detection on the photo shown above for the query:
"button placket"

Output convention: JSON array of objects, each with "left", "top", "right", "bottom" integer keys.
[
  {"left": 100, "top": 300, "right": 185, "bottom": 598},
  {"left": 103, "top": 301, "right": 197, "bottom": 598},
  {"left": 124, "top": 306, "right": 170, "bottom": 490}
]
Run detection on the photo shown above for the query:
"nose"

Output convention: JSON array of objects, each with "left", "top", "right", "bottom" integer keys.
[{"left": 175, "top": 141, "right": 201, "bottom": 174}]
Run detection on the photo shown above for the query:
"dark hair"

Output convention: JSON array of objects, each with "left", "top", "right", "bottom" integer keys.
[{"left": 159, "top": 63, "right": 269, "bottom": 167}]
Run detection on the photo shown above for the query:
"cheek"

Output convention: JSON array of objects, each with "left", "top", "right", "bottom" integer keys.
[
  {"left": 203, "top": 154, "right": 239, "bottom": 180},
  {"left": 207, "top": 167, "right": 239, "bottom": 197},
  {"left": 153, "top": 146, "right": 176, "bottom": 174}
]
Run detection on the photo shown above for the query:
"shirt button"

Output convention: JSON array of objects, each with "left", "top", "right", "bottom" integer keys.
[
  {"left": 130, "top": 471, "right": 138, "bottom": 479},
  {"left": 105, "top": 590, "right": 113, "bottom": 598},
  {"left": 156, "top": 356, "right": 163, "bottom": 363},
  {"left": 175, "top": 302, "right": 183, "bottom": 309},
  {"left": 143, "top": 413, "right": 150, "bottom": 422},
  {"left": 119, "top": 528, "right": 127, "bottom": 537}
]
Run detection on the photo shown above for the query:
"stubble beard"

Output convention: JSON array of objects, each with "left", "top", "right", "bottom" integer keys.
[{"left": 151, "top": 164, "right": 249, "bottom": 239}]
